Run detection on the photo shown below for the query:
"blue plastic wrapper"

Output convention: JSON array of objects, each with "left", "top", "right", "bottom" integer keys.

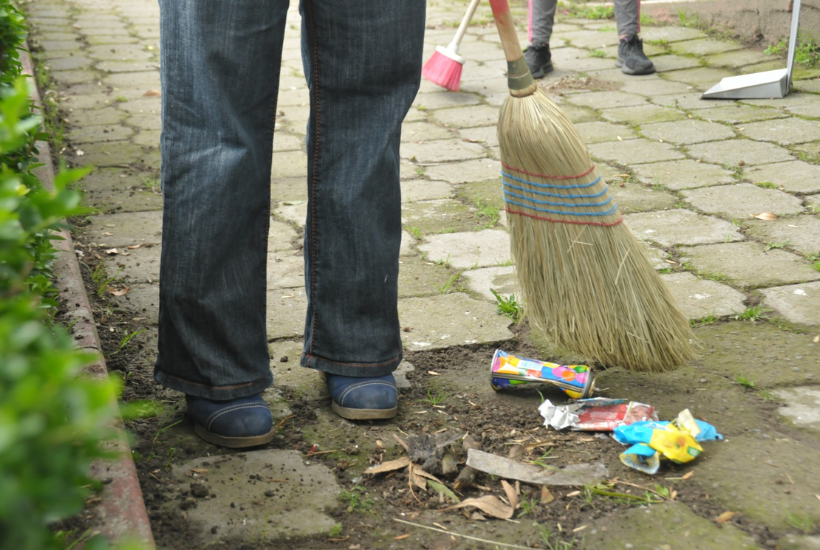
[{"left": 613, "top": 410, "right": 722, "bottom": 474}]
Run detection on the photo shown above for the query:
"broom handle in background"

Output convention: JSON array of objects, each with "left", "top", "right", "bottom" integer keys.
[
  {"left": 448, "top": 0, "right": 482, "bottom": 54},
  {"left": 489, "top": 0, "right": 535, "bottom": 94}
]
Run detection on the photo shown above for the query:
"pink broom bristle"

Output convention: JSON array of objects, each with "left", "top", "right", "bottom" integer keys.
[{"left": 422, "top": 50, "right": 464, "bottom": 92}]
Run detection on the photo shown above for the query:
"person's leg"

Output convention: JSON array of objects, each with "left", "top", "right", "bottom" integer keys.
[
  {"left": 298, "top": 0, "right": 425, "bottom": 419},
  {"left": 614, "top": 0, "right": 655, "bottom": 75},
  {"left": 157, "top": 0, "right": 288, "bottom": 445},
  {"left": 526, "top": 0, "right": 557, "bottom": 78},
  {"left": 614, "top": 0, "right": 640, "bottom": 37}
]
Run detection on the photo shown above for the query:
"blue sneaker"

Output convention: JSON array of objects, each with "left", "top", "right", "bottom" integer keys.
[
  {"left": 325, "top": 373, "right": 398, "bottom": 420},
  {"left": 186, "top": 394, "right": 274, "bottom": 448}
]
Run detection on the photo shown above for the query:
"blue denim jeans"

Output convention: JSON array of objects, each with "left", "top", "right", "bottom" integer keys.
[{"left": 155, "top": 0, "right": 426, "bottom": 400}]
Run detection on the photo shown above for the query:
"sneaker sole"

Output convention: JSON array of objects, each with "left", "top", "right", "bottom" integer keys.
[
  {"left": 615, "top": 58, "right": 655, "bottom": 75},
  {"left": 531, "top": 61, "right": 554, "bottom": 79},
  {"left": 332, "top": 401, "right": 397, "bottom": 420},
  {"left": 194, "top": 422, "right": 275, "bottom": 448}
]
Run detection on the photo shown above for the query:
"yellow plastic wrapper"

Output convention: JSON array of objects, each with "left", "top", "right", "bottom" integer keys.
[{"left": 613, "top": 409, "right": 721, "bottom": 474}]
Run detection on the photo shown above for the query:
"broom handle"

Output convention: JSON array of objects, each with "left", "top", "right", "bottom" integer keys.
[
  {"left": 489, "top": 0, "right": 524, "bottom": 63},
  {"left": 489, "top": 0, "right": 535, "bottom": 93},
  {"left": 448, "top": 0, "right": 482, "bottom": 53}
]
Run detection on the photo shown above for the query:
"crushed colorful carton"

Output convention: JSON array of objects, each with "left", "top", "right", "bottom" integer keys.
[
  {"left": 613, "top": 409, "right": 723, "bottom": 474},
  {"left": 490, "top": 349, "right": 595, "bottom": 399},
  {"left": 539, "top": 398, "right": 658, "bottom": 431}
]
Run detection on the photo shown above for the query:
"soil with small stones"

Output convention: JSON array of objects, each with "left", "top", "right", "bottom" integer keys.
[{"left": 56, "top": 238, "right": 782, "bottom": 550}]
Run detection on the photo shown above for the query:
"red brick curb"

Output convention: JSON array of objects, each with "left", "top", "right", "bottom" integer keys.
[{"left": 22, "top": 49, "right": 156, "bottom": 548}]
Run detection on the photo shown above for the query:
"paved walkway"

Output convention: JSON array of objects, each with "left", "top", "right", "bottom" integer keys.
[{"left": 25, "top": 0, "right": 820, "bottom": 547}]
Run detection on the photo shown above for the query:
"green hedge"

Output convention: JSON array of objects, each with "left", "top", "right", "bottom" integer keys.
[{"left": 0, "top": 2, "right": 123, "bottom": 549}]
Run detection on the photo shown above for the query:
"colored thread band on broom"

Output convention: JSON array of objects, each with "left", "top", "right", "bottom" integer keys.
[
  {"left": 503, "top": 195, "right": 620, "bottom": 217},
  {"left": 501, "top": 171, "right": 601, "bottom": 190},
  {"left": 505, "top": 207, "right": 624, "bottom": 227},
  {"left": 503, "top": 188, "right": 613, "bottom": 209},
  {"left": 504, "top": 180, "right": 608, "bottom": 200},
  {"left": 501, "top": 162, "right": 596, "bottom": 180}
]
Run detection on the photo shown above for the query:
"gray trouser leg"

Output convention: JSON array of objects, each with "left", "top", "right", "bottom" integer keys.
[
  {"left": 615, "top": 0, "right": 640, "bottom": 37},
  {"left": 529, "top": 0, "right": 557, "bottom": 46}
]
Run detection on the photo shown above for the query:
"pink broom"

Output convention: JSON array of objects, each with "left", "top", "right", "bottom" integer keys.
[{"left": 422, "top": 0, "right": 481, "bottom": 91}]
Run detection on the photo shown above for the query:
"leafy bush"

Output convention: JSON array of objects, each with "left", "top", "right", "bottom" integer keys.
[{"left": 0, "top": 3, "right": 122, "bottom": 548}]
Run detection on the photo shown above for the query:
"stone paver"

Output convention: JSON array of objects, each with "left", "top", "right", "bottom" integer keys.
[
  {"left": 574, "top": 121, "right": 637, "bottom": 143},
  {"left": 398, "top": 293, "right": 514, "bottom": 350},
  {"left": 171, "top": 451, "right": 341, "bottom": 541},
  {"left": 745, "top": 215, "right": 820, "bottom": 256},
  {"left": 400, "top": 139, "right": 486, "bottom": 163},
  {"left": 462, "top": 265, "right": 517, "bottom": 302},
  {"left": 679, "top": 242, "right": 820, "bottom": 289},
  {"left": 662, "top": 272, "right": 747, "bottom": 320},
  {"left": 760, "top": 281, "right": 820, "bottom": 326},
  {"left": 417, "top": 229, "right": 510, "bottom": 269},
  {"left": 682, "top": 183, "right": 805, "bottom": 219},
  {"left": 640, "top": 119, "right": 736, "bottom": 145},
  {"left": 625, "top": 209, "right": 742, "bottom": 246},
  {"left": 34, "top": 1, "right": 820, "bottom": 547},
  {"left": 632, "top": 159, "right": 735, "bottom": 189},
  {"left": 772, "top": 387, "right": 820, "bottom": 432},
  {"left": 599, "top": 103, "right": 687, "bottom": 124},
  {"left": 588, "top": 138, "right": 684, "bottom": 165},
  {"left": 740, "top": 117, "right": 820, "bottom": 146},
  {"left": 687, "top": 139, "right": 794, "bottom": 167},
  {"left": 745, "top": 161, "right": 820, "bottom": 194}
]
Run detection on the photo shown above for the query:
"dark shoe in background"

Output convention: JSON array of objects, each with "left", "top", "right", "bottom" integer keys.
[
  {"left": 616, "top": 35, "right": 656, "bottom": 75},
  {"left": 524, "top": 42, "right": 554, "bottom": 79}
]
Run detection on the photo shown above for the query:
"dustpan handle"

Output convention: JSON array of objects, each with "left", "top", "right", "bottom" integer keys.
[{"left": 489, "top": 0, "right": 535, "bottom": 94}]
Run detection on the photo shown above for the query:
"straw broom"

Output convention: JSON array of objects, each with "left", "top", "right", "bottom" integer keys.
[{"left": 489, "top": 0, "right": 695, "bottom": 372}]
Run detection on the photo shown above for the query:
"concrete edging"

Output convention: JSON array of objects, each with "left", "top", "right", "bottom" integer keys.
[{"left": 21, "top": 48, "right": 156, "bottom": 548}]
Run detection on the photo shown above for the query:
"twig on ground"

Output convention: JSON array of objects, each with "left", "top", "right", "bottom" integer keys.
[{"left": 393, "top": 518, "right": 533, "bottom": 549}]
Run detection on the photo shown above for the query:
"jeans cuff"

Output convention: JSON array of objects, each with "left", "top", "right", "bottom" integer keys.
[
  {"left": 154, "top": 367, "right": 273, "bottom": 400},
  {"left": 300, "top": 351, "right": 401, "bottom": 377}
]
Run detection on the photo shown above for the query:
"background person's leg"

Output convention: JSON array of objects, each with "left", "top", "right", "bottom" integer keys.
[
  {"left": 615, "top": 0, "right": 655, "bottom": 74},
  {"left": 614, "top": 0, "right": 640, "bottom": 37},
  {"left": 156, "top": 0, "right": 288, "bottom": 401},
  {"left": 298, "top": 0, "right": 425, "bottom": 418},
  {"left": 526, "top": 0, "right": 557, "bottom": 78}
]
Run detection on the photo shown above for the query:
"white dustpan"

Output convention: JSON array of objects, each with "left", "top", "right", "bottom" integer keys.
[{"left": 701, "top": 0, "right": 801, "bottom": 100}]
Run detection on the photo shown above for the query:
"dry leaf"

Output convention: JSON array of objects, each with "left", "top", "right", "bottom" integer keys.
[
  {"left": 470, "top": 511, "right": 486, "bottom": 521},
  {"left": 105, "top": 248, "right": 119, "bottom": 255},
  {"left": 682, "top": 471, "right": 694, "bottom": 480},
  {"left": 143, "top": 89, "right": 161, "bottom": 97},
  {"left": 428, "top": 371, "right": 441, "bottom": 376},
  {"left": 501, "top": 480, "right": 518, "bottom": 511},
  {"left": 541, "top": 486, "right": 555, "bottom": 504},
  {"left": 394, "top": 534, "right": 410, "bottom": 541},
  {"left": 127, "top": 244, "right": 142, "bottom": 250},
  {"left": 440, "top": 495, "right": 514, "bottom": 520},
  {"left": 753, "top": 212, "right": 778, "bottom": 221},
  {"left": 364, "top": 456, "right": 410, "bottom": 475},
  {"left": 814, "top": 335, "right": 819, "bottom": 343},
  {"left": 566, "top": 490, "right": 581, "bottom": 497},
  {"left": 715, "top": 511, "right": 737, "bottom": 523},
  {"left": 105, "top": 286, "right": 130, "bottom": 296}
]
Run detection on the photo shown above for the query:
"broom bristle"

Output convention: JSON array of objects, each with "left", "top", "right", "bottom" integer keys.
[
  {"left": 498, "top": 86, "right": 696, "bottom": 372},
  {"left": 422, "top": 49, "right": 464, "bottom": 92}
]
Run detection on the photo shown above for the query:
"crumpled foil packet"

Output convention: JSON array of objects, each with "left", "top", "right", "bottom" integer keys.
[{"left": 539, "top": 398, "right": 658, "bottom": 431}]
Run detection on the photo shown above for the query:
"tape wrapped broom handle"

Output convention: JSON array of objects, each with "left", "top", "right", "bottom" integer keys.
[{"left": 489, "top": 0, "right": 536, "bottom": 95}]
